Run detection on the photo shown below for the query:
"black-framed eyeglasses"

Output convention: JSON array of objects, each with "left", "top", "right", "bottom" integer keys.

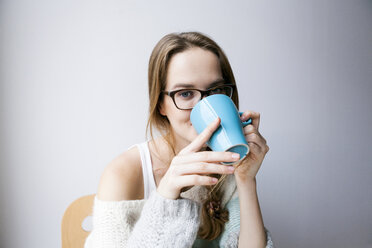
[{"left": 163, "top": 84, "right": 235, "bottom": 110}]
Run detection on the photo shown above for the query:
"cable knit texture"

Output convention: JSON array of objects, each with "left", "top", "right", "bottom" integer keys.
[
  {"left": 84, "top": 174, "right": 274, "bottom": 248},
  {"left": 86, "top": 198, "right": 146, "bottom": 248},
  {"left": 127, "top": 191, "right": 201, "bottom": 248}
]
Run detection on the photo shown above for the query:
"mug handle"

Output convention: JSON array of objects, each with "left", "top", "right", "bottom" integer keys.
[{"left": 239, "top": 112, "right": 252, "bottom": 127}]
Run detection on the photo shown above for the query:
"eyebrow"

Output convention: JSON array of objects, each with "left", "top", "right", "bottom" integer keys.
[
  {"left": 171, "top": 79, "right": 226, "bottom": 90},
  {"left": 207, "top": 79, "right": 226, "bottom": 89}
]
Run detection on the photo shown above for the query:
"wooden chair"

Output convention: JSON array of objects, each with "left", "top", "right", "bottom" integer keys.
[{"left": 62, "top": 194, "right": 95, "bottom": 248}]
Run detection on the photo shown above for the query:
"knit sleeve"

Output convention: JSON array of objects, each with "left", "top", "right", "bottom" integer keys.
[
  {"left": 127, "top": 190, "right": 201, "bottom": 248},
  {"left": 218, "top": 197, "right": 275, "bottom": 248},
  {"left": 84, "top": 196, "right": 146, "bottom": 248},
  {"left": 85, "top": 190, "right": 201, "bottom": 248}
]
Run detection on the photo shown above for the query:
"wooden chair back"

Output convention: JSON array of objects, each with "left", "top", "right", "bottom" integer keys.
[{"left": 61, "top": 194, "right": 95, "bottom": 248}]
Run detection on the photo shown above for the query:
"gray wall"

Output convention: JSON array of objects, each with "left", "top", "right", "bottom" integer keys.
[{"left": 0, "top": 0, "right": 371, "bottom": 247}]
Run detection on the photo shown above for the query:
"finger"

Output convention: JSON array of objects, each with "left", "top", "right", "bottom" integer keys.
[
  {"left": 175, "top": 175, "right": 218, "bottom": 189},
  {"left": 241, "top": 111, "right": 260, "bottom": 131},
  {"left": 181, "top": 117, "right": 221, "bottom": 154},
  {"left": 243, "top": 124, "right": 256, "bottom": 135},
  {"left": 243, "top": 126, "right": 267, "bottom": 144},
  {"left": 174, "top": 151, "right": 240, "bottom": 164},
  {"left": 175, "top": 162, "right": 235, "bottom": 176},
  {"left": 247, "top": 141, "right": 262, "bottom": 155},
  {"left": 246, "top": 132, "right": 266, "bottom": 148},
  {"left": 246, "top": 133, "right": 266, "bottom": 148}
]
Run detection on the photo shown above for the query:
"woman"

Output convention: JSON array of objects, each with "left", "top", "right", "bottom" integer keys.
[{"left": 85, "top": 32, "right": 274, "bottom": 248}]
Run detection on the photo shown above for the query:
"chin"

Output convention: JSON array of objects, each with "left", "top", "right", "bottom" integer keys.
[
  {"left": 175, "top": 122, "right": 199, "bottom": 145},
  {"left": 184, "top": 134, "right": 197, "bottom": 144},
  {"left": 189, "top": 128, "right": 199, "bottom": 141}
]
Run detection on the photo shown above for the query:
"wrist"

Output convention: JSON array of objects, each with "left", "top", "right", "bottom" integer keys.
[
  {"left": 156, "top": 186, "right": 179, "bottom": 200},
  {"left": 235, "top": 175, "right": 257, "bottom": 187}
]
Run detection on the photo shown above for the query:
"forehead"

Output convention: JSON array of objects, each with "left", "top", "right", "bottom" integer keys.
[{"left": 165, "top": 47, "right": 223, "bottom": 90}]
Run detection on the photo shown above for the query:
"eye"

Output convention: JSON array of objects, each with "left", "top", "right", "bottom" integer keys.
[
  {"left": 177, "top": 90, "right": 194, "bottom": 99},
  {"left": 210, "top": 87, "right": 224, "bottom": 94}
]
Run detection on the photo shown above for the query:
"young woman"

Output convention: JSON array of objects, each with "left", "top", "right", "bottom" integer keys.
[{"left": 85, "top": 32, "right": 274, "bottom": 248}]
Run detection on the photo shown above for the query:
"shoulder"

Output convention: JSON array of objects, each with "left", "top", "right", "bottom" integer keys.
[{"left": 97, "top": 145, "right": 144, "bottom": 201}]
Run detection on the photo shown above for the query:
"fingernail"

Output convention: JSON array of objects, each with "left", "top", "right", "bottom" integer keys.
[
  {"left": 212, "top": 178, "right": 218, "bottom": 183},
  {"left": 232, "top": 153, "right": 240, "bottom": 159},
  {"left": 228, "top": 166, "right": 235, "bottom": 171}
]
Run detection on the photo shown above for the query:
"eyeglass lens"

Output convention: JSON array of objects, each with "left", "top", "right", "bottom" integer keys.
[{"left": 174, "top": 86, "right": 233, "bottom": 110}]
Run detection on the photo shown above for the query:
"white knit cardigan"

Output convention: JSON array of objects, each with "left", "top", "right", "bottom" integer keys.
[{"left": 84, "top": 175, "right": 274, "bottom": 248}]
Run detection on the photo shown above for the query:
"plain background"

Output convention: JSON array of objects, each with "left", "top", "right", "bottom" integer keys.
[{"left": 1, "top": 0, "right": 371, "bottom": 247}]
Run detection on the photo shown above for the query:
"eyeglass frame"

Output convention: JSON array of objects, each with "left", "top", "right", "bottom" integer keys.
[{"left": 162, "top": 84, "right": 236, "bottom": 110}]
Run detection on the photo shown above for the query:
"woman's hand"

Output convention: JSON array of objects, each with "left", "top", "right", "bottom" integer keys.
[
  {"left": 234, "top": 111, "right": 270, "bottom": 182},
  {"left": 157, "top": 118, "right": 240, "bottom": 200}
]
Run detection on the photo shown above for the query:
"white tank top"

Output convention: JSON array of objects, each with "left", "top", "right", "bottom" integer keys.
[{"left": 136, "top": 142, "right": 157, "bottom": 199}]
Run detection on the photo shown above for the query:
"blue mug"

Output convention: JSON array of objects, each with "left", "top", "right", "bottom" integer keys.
[{"left": 190, "top": 94, "right": 252, "bottom": 164}]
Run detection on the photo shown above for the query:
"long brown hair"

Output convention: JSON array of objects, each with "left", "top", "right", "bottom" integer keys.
[{"left": 146, "top": 32, "right": 240, "bottom": 240}]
